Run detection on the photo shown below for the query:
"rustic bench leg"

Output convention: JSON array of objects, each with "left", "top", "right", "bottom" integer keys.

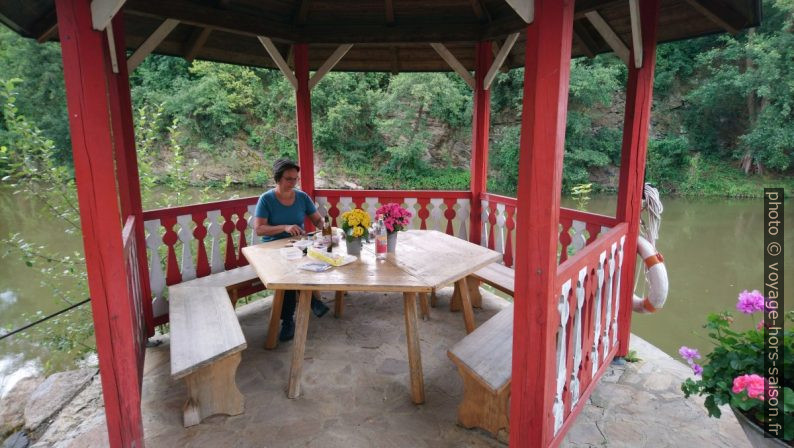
[
  {"left": 430, "top": 290, "right": 438, "bottom": 308},
  {"left": 265, "top": 290, "right": 285, "bottom": 349},
  {"left": 455, "top": 365, "right": 510, "bottom": 437},
  {"left": 182, "top": 352, "right": 244, "bottom": 427},
  {"left": 403, "top": 292, "right": 425, "bottom": 404},
  {"left": 466, "top": 276, "right": 482, "bottom": 308},
  {"left": 334, "top": 290, "right": 345, "bottom": 318},
  {"left": 418, "top": 293, "right": 430, "bottom": 320},
  {"left": 456, "top": 278, "right": 475, "bottom": 334},
  {"left": 288, "top": 290, "right": 312, "bottom": 399},
  {"left": 450, "top": 282, "right": 462, "bottom": 312}
]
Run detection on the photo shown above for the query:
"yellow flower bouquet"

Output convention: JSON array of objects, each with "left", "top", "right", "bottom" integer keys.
[{"left": 340, "top": 208, "right": 371, "bottom": 242}]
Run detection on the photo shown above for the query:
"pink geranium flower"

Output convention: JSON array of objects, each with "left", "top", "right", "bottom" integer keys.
[
  {"left": 736, "top": 290, "right": 765, "bottom": 314},
  {"left": 732, "top": 374, "right": 765, "bottom": 400},
  {"left": 375, "top": 203, "right": 413, "bottom": 233},
  {"left": 679, "top": 346, "right": 701, "bottom": 363}
]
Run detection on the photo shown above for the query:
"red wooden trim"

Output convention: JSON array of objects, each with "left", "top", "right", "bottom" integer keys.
[
  {"left": 55, "top": 1, "right": 143, "bottom": 445},
  {"left": 510, "top": 1, "right": 575, "bottom": 446},
  {"left": 615, "top": 0, "right": 661, "bottom": 357},
  {"left": 315, "top": 189, "right": 471, "bottom": 199},
  {"left": 142, "top": 195, "right": 259, "bottom": 220},
  {"left": 559, "top": 208, "right": 618, "bottom": 228},
  {"left": 548, "top": 345, "right": 619, "bottom": 448},
  {"left": 470, "top": 41, "right": 492, "bottom": 245},
  {"left": 108, "top": 13, "right": 154, "bottom": 338},
  {"left": 556, "top": 223, "right": 628, "bottom": 286},
  {"left": 481, "top": 192, "right": 517, "bottom": 206},
  {"left": 294, "top": 43, "right": 316, "bottom": 204}
]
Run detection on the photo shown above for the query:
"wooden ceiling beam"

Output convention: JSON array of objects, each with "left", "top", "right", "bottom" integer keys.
[
  {"left": 257, "top": 36, "right": 298, "bottom": 89},
  {"left": 390, "top": 46, "right": 400, "bottom": 74},
  {"left": 584, "top": 10, "right": 629, "bottom": 65},
  {"left": 470, "top": 0, "right": 492, "bottom": 22},
  {"left": 430, "top": 43, "right": 475, "bottom": 89},
  {"left": 572, "top": 21, "right": 597, "bottom": 58},
  {"left": 91, "top": 0, "right": 127, "bottom": 30},
  {"left": 385, "top": 0, "right": 395, "bottom": 25},
  {"left": 504, "top": 0, "right": 533, "bottom": 23},
  {"left": 127, "top": 18, "right": 180, "bottom": 71},
  {"left": 629, "top": 0, "right": 642, "bottom": 68},
  {"left": 682, "top": 0, "right": 746, "bottom": 35},
  {"left": 484, "top": 32, "right": 518, "bottom": 90},
  {"left": 309, "top": 44, "right": 353, "bottom": 89},
  {"left": 294, "top": 0, "right": 311, "bottom": 26},
  {"left": 184, "top": 26, "right": 213, "bottom": 63},
  {"left": 29, "top": 9, "right": 58, "bottom": 43},
  {"left": 573, "top": 0, "right": 625, "bottom": 20}
]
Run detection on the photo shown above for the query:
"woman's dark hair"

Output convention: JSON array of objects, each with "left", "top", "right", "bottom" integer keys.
[{"left": 273, "top": 158, "right": 300, "bottom": 182}]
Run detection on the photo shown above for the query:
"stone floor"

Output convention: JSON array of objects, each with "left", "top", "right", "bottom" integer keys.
[
  {"left": 23, "top": 286, "right": 753, "bottom": 447},
  {"left": 136, "top": 287, "right": 751, "bottom": 448}
]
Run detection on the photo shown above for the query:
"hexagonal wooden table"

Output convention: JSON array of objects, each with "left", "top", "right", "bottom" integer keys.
[{"left": 242, "top": 230, "right": 501, "bottom": 404}]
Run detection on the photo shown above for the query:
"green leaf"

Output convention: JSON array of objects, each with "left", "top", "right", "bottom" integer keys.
[{"left": 784, "top": 387, "right": 794, "bottom": 413}]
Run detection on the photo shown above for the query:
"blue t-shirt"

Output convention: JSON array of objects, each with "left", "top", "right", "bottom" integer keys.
[{"left": 255, "top": 189, "right": 317, "bottom": 242}]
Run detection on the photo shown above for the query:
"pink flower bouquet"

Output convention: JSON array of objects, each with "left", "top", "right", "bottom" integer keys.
[{"left": 375, "top": 203, "right": 413, "bottom": 233}]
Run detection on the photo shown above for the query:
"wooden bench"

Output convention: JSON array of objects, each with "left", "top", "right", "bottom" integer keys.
[
  {"left": 447, "top": 304, "right": 513, "bottom": 438},
  {"left": 168, "top": 266, "right": 260, "bottom": 427},
  {"left": 448, "top": 262, "right": 515, "bottom": 311}
]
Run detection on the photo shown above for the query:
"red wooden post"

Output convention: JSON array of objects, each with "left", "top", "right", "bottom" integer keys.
[
  {"left": 615, "top": 0, "right": 661, "bottom": 357},
  {"left": 294, "top": 43, "right": 316, "bottom": 201},
  {"left": 509, "top": 1, "right": 574, "bottom": 446},
  {"left": 56, "top": 0, "right": 144, "bottom": 446},
  {"left": 469, "top": 41, "right": 492, "bottom": 245},
  {"left": 108, "top": 12, "right": 155, "bottom": 337}
]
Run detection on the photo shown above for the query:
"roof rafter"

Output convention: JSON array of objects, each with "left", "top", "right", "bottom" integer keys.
[
  {"left": 257, "top": 36, "right": 298, "bottom": 90},
  {"left": 385, "top": 0, "right": 395, "bottom": 25},
  {"left": 629, "top": 0, "right": 642, "bottom": 68},
  {"left": 309, "top": 44, "right": 353, "bottom": 89},
  {"left": 183, "top": 26, "right": 213, "bottom": 63},
  {"left": 484, "top": 32, "right": 519, "bottom": 90},
  {"left": 430, "top": 43, "right": 475, "bottom": 89},
  {"left": 572, "top": 21, "right": 597, "bottom": 58},
  {"left": 503, "top": 0, "right": 533, "bottom": 23},
  {"left": 127, "top": 18, "right": 180, "bottom": 71},
  {"left": 682, "top": 0, "right": 746, "bottom": 34},
  {"left": 584, "top": 10, "right": 629, "bottom": 65}
]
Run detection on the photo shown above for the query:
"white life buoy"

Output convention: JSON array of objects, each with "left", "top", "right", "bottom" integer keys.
[{"left": 632, "top": 235, "right": 668, "bottom": 313}]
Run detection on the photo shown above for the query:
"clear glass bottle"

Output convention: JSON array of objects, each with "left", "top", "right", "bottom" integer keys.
[{"left": 375, "top": 216, "right": 388, "bottom": 260}]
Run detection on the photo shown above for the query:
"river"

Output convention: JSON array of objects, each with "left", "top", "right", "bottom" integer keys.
[{"left": 0, "top": 187, "right": 791, "bottom": 396}]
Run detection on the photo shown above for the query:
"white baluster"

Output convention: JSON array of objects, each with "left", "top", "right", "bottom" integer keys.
[
  {"left": 207, "top": 210, "right": 224, "bottom": 273},
  {"left": 553, "top": 280, "right": 572, "bottom": 435},
  {"left": 571, "top": 266, "right": 587, "bottom": 407},
  {"left": 338, "top": 197, "right": 354, "bottom": 214},
  {"left": 612, "top": 236, "right": 626, "bottom": 347},
  {"left": 427, "top": 198, "right": 443, "bottom": 232},
  {"left": 247, "top": 204, "right": 257, "bottom": 244},
  {"left": 495, "top": 203, "right": 506, "bottom": 255},
  {"left": 315, "top": 197, "right": 329, "bottom": 217},
  {"left": 456, "top": 198, "right": 470, "bottom": 240},
  {"left": 571, "top": 220, "right": 587, "bottom": 254},
  {"left": 591, "top": 252, "right": 605, "bottom": 377},
  {"left": 365, "top": 197, "right": 379, "bottom": 221},
  {"left": 603, "top": 242, "right": 617, "bottom": 357},
  {"left": 144, "top": 219, "right": 168, "bottom": 318},
  {"left": 176, "top": 214, "right": 196, "bottom": 281},
  {"left": 404, "top": 198, "right": 419, "bottom": 230}
]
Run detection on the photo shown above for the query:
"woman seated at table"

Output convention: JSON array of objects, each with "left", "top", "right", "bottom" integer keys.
[{"left": 253, "top": 158, "right": 330, "bottom": 342}]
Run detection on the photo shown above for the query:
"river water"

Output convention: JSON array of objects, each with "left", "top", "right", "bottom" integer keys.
[{"left": 0, "top": 187, "right": 791, "bottom": 395}]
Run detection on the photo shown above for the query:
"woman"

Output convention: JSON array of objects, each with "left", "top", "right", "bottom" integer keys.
[{"left": 254, "top": 158, "right": 330, "bottom": 342}]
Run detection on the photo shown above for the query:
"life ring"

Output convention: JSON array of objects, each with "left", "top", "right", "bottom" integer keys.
[{"left": 632, "top": 235, "right": 668, "bottom": 313}]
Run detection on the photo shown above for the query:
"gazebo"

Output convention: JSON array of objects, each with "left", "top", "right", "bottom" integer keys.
[{"left": 0, "top": 0, "right": 762, "bottom": 447}]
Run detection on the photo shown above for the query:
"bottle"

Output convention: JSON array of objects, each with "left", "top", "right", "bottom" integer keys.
[
  {"left": 322, "top": 216, "right": 333, "bottom": 252},
  {"left": 375, "top": 216, "right": 387, "bottom": 260}
]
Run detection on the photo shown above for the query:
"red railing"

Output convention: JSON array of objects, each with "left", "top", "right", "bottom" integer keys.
[
  {"left": 480, "top": 193, "right": 618, "bottom": 266},
  {"left": 122, "top": 216, "right": 147, "bottom": 379},
  {"left": 549, "top": 222, "right": 628, "bottom": 444}
]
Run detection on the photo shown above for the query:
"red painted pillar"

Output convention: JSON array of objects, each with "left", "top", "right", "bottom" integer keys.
[
  {"left": 55, "top": 0, "right": 144, "bottom": 446},
  {"left": 615, "top": 0, "right": 661, "bottom": 357},
  {"left": 469, "top": 42, "right": 492, "bottom": 245},
  {"left": 108, "top": 12, "right": 155, "bottom": 337},
  {"left": 509, "top": 1, "right": 574, "bottom": 446},
  {"left": 294, "top": 44, "right": 315, "bottom": 201}
]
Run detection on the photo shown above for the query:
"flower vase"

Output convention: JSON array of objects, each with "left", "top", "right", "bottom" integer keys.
[
  {"left": 386, "top": 232, "right": 398, "bottom": 253},
  {"left": 346, "top": 238, "right": 362, "bottom": 257},
  {"left": 730, "top": 406, "right": 789, "bottom": 448}
]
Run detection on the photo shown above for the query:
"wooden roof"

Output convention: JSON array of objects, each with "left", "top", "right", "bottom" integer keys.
[{"left": 1, "top": 0, "right": 762, "bottom": 72}]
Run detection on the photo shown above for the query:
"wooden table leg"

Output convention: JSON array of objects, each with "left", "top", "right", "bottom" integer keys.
[
  {"left": 450, "top": 282, "right": 462, "bottom": 311},
  {"left": 466, "top": 276, "right": 483, "bottom": 308},
  {"left": 418, "top": 293, "right": 430, "bottom": 320},
  {"left": 456, "top": 278, "right": 475, "bottom": 334},
  {"left": 287, "top": 290, "right": 312, "bottom": 399},
  {"left": 334, "top": 290, "right": 345, "bottom": 318},
  {"left": 264, "top": 289, "right": 285, "bottom": 349},
  {"left": 403, "top": 292, "right": 425, "bottom": 404}
]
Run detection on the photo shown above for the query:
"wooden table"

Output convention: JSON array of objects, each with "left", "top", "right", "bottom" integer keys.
[{"left": 242, "top": 230, "right": 501, "bottom": 404}]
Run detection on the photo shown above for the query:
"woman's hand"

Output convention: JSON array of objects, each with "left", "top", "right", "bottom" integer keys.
[{"left": 284, "top": 224, "right": 304, "bottom": 236}]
